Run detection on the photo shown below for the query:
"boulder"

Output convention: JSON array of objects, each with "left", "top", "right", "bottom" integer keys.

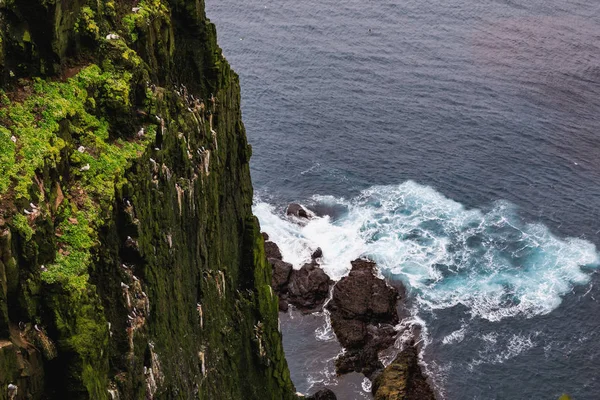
[
  {"left": 286, "top": 203, "right": 309, "bottom": 219},
  {"left": 287, "top": 262, "right": 332, "bottom": 313},
  {"left": 372, "top": 343, "right": 435, "bottom": 400},
  {"left": 327, "top": 259, "right": 401, "bottom": 377}
]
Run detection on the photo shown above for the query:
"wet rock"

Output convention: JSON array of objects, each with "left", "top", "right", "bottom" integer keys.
[
  {"left": 372, "top": 343, "right": 435, "bottom": 400},
  {"left": 287, "top": 262, "right": 332, "bottom": 313},
  {"left": 306, "top": 388, "right": 337, "bottom": 400},
  {"left": 311, "top": 247, "right": 323, "bottom": 260},
  {"left": 286, "top": 203, "right": 309, "bottom": 219},
  {"left": 327, "top": 259, "right": 401, "bottom": 377},
  {"left": 264, "top": 240, "right": 283, "bottom": 260}
]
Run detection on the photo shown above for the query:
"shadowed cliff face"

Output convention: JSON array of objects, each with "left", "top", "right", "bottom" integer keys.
[{"left": 0, "top": 0, "right": 295, "bottom": 399}]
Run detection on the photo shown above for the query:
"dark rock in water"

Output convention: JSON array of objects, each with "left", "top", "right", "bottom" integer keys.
[
  {"left": 327, "top": 258, "right": 401, "bottom": 378},
  {"left": 287, "top": 262, "right": 332, "bottom": 313},
  {"left": 311, "top": 247, "right": 323, "bottom": 259},
  {"left": 286, "top": 203, "right": 309, "bottom": 219},
  {"left": 306, "top": 388, "right": 337, "bottom": 400},
  {"left": 262, "top": 232, "right": 270, "bottom": 241},
  {"left": 372, "top": 343, "right": 435, "bottom": 400},
  {"left": 264, "top": 240, "right": 283, "bottom": 260}
]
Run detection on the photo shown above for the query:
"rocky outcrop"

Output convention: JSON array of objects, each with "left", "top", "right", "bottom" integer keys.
[
  {"left": 264, "top": 237, "right": 331, "bottom": 313},
  {"left": 0, "top": 0, "right": 296, "bottom": 399},
  {"left": 372, "top": 344, "right": 435, "bottom": 400},
  {"left": 327, "top": 259, "right": 400, "bottom": 378}
]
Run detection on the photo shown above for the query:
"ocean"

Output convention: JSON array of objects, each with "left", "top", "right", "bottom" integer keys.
[{"left": 205, "top": 0, "right": 600, "bottom": 398}]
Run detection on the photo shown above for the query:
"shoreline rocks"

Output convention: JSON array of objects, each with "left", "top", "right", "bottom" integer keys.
[
  {"left": 263, "top": 231, "right": 435, "bottom": 398},
  {"left": 326, "top": 259, "right": 401, "bottom": 378}
]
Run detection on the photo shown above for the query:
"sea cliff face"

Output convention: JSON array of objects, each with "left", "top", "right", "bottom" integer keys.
[{"left": 0, "top": 0, "right": 295, "bottom": 398}]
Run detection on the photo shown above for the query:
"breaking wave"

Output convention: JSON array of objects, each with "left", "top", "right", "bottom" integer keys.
[{"left": 254, "top": 181, "right": 599, "bottom": 322}]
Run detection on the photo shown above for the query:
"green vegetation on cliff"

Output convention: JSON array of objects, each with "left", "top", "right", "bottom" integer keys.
[{"left": 0, "top": 0, "right": 296, "bottom": 399}]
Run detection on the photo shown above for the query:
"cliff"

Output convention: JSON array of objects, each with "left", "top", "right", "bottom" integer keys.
[{"left": 0, "top": 0, "right": 296, "bottom": 398}]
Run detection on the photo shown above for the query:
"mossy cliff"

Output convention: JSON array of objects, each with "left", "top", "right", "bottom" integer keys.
[{"left": 0, "top": 0, "right": 296, "bottom": 398}]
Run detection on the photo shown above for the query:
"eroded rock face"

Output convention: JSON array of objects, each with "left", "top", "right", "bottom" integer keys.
[
  {"left": 327, "top": 259, "right": 401, "bottom": 378},
  {"left": 372, "top": 344, "right": 435, "bottom": 400}
]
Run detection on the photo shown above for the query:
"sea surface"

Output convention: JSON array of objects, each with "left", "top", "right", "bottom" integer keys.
[{"left": 205, "top": 1, "right": 600, "bottom": 398}]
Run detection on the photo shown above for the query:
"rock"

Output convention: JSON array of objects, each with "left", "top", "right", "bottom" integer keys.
[
  {"left": 286, "top": 203, "right": 309, "bottom": 219},
  {"left": 287, "top": 262, "right": 332, "bottom": 313},
  {"left": 311, "top": 247, "right": 323, "bottom": 260},
  {"left": 264, "top": 241, "right": 283, "bottom": 260},
  {"left": 306, "top": 388, "right": 337, "bottom": 400},
  {"left": 327, "top": 259, "right": 401, "bottom": 377},
  {"left": 372, "top": 343, "right": 435, "bottom": 400},
  {"left": 271, "top": 259, "right": 293, "bottom": 291},
  {"left": 261, "top": 232, "right": 270, "bottom": 241}
]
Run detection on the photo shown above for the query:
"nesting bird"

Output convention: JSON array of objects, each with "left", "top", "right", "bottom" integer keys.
[
  {"left": 106, "top": 33, "right": 120, "bottom": 40},
  {"left": 80, "top": 164, "right": 90, "bottom": 172}
]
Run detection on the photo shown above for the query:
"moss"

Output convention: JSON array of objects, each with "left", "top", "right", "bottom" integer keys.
[{"left": 11, "top": 213, "right": 34, "bottom": 241}]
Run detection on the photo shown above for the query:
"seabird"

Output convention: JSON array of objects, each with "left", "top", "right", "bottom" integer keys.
[
  {"left": 30, "top": 203, "right": 38, "bottom": 209},
  {"left": 106, "top": 33, "right": 120, "bottom": 40},
  {"left": 23, "top": 209, "right": 32, "bottom": 215},
  {"left": 77, "top": 146, "right": 85, "bottom": 153},
  {"left": 80, "top": 164, "right": 90, "bottom": 171},
  {"left": 121, "top": 282, "right": 130, "bottom": 289},
  {"left": 10, "top": 136, "right": 16, "bottom": 143}
]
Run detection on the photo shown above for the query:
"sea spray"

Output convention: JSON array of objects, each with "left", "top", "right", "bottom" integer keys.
[{"left": 254, "top": 181, "right": 600, "bottom": 322}]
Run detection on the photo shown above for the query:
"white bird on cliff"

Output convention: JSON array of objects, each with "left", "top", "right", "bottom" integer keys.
[
  {"left": 10, "top": 136, "right": 16, "bottom": 143},
  {"left": 77, "top": 145, "right": 85, "bottom": 153},
  {"left": 137, "top": 127, "right": 145, "bottom": 138},
  {"left": 132, "top": 7, "right": 140, "bottom": 13},
  {"left": 23, "top": 209, "right": 32, "bottom": 215},
  {"left": 121, "top": 282, "right": 130, "bottom": 289},
  {"left": 30, "top": 203, "right": 38, "bottom": 210},
  {"left": 106, "top": 33, "right": 120, "bottom": 40},
  {"left": 80, "top": 164, "right": 90, "bottom": 172}
]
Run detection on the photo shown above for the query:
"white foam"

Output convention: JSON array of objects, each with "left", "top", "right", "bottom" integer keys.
[
  {"left": 468, "top": 332, "right": 539, "bottom": 369},
  {"left": 254, "top": 181, "right": 600, "bottom": 321},
  {"left": 442, "top": 324, "right": 468, "bottom": 345}
]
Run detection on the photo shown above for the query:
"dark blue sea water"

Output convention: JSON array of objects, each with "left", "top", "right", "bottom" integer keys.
[{"left": 206, "top": 1, "right": 600, "bottom": 398}]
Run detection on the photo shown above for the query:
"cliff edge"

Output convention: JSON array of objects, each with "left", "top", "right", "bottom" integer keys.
[{"left": 0, "top": 0, "right": 295, "bottom": 398}]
